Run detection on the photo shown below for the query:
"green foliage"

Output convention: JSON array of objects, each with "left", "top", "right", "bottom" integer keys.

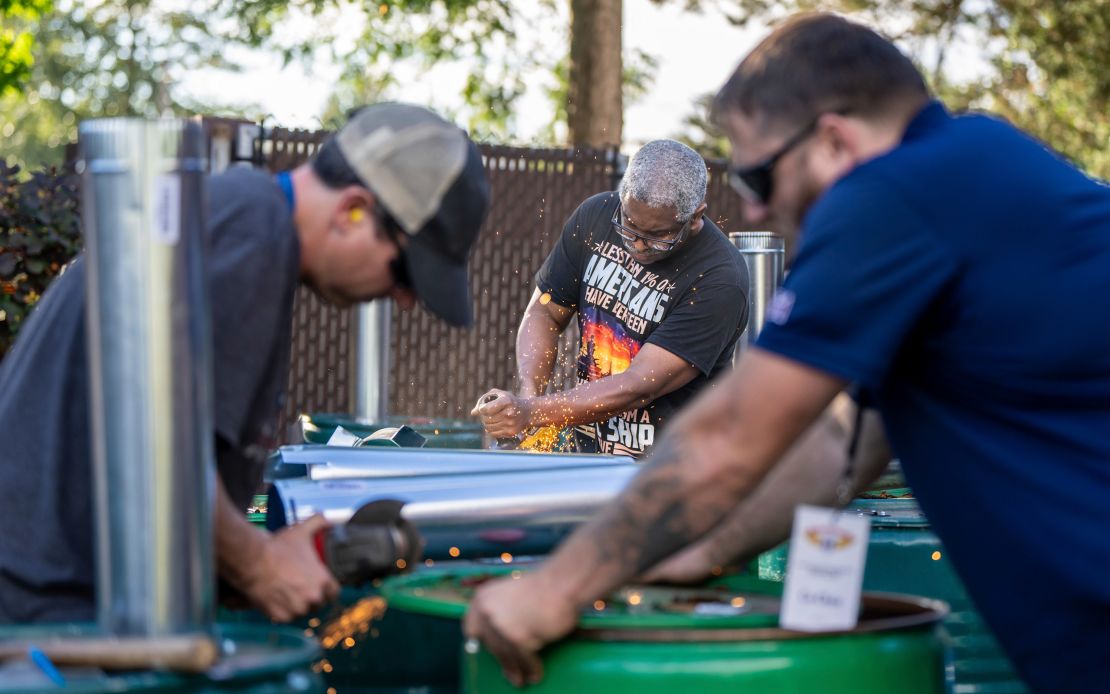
[
  {"left": 2, "top": 0, "right": 256, "bottom": 171},
  {"left": 0, "top": 0, "right": 51, "bottom": 95},
  {"left": 0, "top": 160, "right": 80, "bottom": 356},
  {"left": 703, "top": 0, "right": 1110, "bottom": 180},
  {"left": 231, "top": 0, "right": 542, "bottom": 139},
  {"left": 677, "top": 92, "right": 729, "bottom": 159},
  {"left": 228, "top": 0, "right": 658, "bottom": 145}
]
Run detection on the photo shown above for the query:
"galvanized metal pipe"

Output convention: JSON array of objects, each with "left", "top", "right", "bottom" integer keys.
[
  {"left": 269, "top": 464, "right": 639, "bottom": 559},
  {"left": 351, "top": 300, "right": 391, "bottom": 422},
  {"left": 267, "top": 444, "right": 632, "bottom": 481},
  {"left": 729, "top": 231, "right": 785, "bottom": 364},
  {"left": 80, "top": 118, "right": 214, "bottom": 636}
]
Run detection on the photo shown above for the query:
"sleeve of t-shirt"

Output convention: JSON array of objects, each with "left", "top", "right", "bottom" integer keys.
[
  {"left": 534, "top": 199, "right": 595, "bottom": 308},
  {"left": 756, "top": 174, "right": 960, "bottom": 390},
  {"left": 208, "top": 179, "right": 297, "bottom": 448},
  {"left": 646, "top": 280, "right": 747, "bottom": 376}
]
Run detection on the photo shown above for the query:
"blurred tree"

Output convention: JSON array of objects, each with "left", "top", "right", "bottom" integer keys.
[
  {"left": 1, "top": 0, "right": 254, "bottom": 171},
  {"left": 678, "top": 0, "right": 1110, "bottom": 179},
  {"left": 228, "top": 0, "right": 665, "bottom": 146},
  {"left": 229, "top": 0, "right": 552, "bottom": 142},
  {"left": 568, "top": 0, "right": 622, "bottom": 146},
  {"left": 0, "top": 0, "right": 50, "bottom": 95}
]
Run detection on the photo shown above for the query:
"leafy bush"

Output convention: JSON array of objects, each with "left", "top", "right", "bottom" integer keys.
[{"left": 0, "top": 161, "right": 81, "bottom": 358}]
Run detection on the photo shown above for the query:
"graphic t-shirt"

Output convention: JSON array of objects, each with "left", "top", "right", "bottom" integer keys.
[{"left": 536, "top": 192, "right": 748, "bottom": 457}]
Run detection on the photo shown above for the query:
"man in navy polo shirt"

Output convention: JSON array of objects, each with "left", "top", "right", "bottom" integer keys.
[{"left": 462, "top": 13, "right": 1110, "bottom": 693}]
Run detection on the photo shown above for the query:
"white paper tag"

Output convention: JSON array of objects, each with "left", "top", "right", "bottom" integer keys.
[
  {"left": 150, "top": 174, "right": 180, "bottom": 245},
  {"left": 326, "top": 425, "right": 361, "bottom": 447},
  {"left": 779, "top": 504, "right": 869, "bottom": 632}
]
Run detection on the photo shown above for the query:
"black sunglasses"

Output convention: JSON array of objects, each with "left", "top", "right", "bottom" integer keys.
[
  {"left": 610, "top": 202, "right": 693, "bottom": 253},
  {"left": 727, "top": 118, "right": 819, "bottom": 205}
]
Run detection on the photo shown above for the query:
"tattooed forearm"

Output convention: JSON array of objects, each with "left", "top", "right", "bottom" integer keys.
[
  {"left": 536, "top": 351, "right": 844, "bottom": 609},
  {"left": 571, "top": 405, "right": 754, "bottom": 586}
]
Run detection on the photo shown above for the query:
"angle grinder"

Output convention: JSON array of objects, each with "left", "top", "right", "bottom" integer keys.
[{"left": 314, "top": 499, "right": 424, "bottom": 585}]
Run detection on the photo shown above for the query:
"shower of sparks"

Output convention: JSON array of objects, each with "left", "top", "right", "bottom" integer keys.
[{"left": 319, "top": 596, "right": 388, "bottom": 650}]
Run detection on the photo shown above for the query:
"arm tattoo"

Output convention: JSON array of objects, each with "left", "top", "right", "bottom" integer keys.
[{"left": 589, "top": 433, "right": 738, "bottom": 576}]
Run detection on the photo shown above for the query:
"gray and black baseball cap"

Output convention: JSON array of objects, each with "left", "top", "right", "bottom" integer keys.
[{"left": 337, "top": 103, "right": 490, "bottom": 327}]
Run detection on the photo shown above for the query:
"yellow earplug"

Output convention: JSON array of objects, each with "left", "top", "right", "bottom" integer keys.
[{"left": 349, "top": 208, "right": 365, "bottom": 223}]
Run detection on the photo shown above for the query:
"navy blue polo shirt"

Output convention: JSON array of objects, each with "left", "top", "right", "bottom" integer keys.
[{"left": 758, "top": 101, "right": 1110, "bottom": 692}]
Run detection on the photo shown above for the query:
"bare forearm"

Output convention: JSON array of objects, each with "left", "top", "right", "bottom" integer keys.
[
  {"left": 526, "top": 373, "right": 656, "bottom": 430},
  {"left": 537, "top": 390, "right": 760, "bottom": 607},
  {"left": 646, "top": 402, "right": 892, "bottom": 582},
  {"left": 532, "top": 353, "right": 844, "bottom": 608},
  {"left": 539, "top": 381, "right": 819, "bottom": 605},
  {"left": 516, "top": 308, "right": 564, "bottom": 398},
  {"left": 698, "top": 405, "right": 889, "bottom": 567}
]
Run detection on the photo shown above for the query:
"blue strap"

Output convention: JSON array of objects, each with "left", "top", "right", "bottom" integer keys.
[
  {"left": 28, "top": 646, "right": 66, "bottom": 686},
  {"left": 275, "top": 171, "right": 295, "bottom": 212}
]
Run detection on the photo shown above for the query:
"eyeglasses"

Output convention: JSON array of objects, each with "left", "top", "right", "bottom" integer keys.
[
  {"left": 373, "top": 205, "right": 413, "bottom": 290},
  {"left": 727, "top": 118, "right": 819, "bottom": 205},
  {"left": 610, "top": 202, "right": 693, "bottom": 253}
]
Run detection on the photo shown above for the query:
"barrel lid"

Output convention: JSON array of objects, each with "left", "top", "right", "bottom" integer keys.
[{"left": 382, "top": 566, "right": 782, "bottom": 630}]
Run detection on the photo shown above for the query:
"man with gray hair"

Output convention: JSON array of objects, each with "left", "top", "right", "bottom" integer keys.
[{"left": 473, "top": 139, "right": 747, "bottom": 457}]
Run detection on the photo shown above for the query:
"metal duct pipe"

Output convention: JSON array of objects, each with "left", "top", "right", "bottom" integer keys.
[
  {"left": 268, "top": 464, "right": 639, "bottom": 559},
  {"left": 351, "top": 300, "right": 391, "bottom": 421},
  {"left": 267, "top": 444, "right": 632, "bottom": 481},
  {"left": 729, "top": 231, "right": 785, "bottom": 364},
  {"left": 80, "top": 119, "right": 214, "bottom": 636}
]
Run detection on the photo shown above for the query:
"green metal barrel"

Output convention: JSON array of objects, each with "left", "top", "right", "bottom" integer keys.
[
  {"left": 382, "top": 565, "right": 951, "bottom": 694},
  {"left": 0, "top": 623, "right": 324, "bottom": 693},
  {"left": 759, "top": 496, "right": 1027, "bottom": 693},
  {"left": 300, "top": 413, "right": 484, "bottom": 450}
]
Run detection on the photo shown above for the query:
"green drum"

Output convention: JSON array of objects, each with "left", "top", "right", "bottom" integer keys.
[
  {"left": 300, "top": 413, "right": 484, "bottom": 450},
  {"left": 382, "top": 565, "right": 951, "bottom": 694},
  {"left": 759, "top": 496, "right": 1027, "bottom": 693},
  {"left": 0, "top": 623, "right": 323, "bottom": 693}
]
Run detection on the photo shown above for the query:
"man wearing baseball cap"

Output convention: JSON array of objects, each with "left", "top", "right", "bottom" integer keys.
[{"left": 0, "top": 103, "right": 490, "bottom": 624}]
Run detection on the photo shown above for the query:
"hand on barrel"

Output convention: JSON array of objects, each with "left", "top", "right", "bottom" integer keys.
[
  {"left": 472, "top": 389, "right": 533, "bottom": 439},
  {"left": 464, "top": 572, "right": 579, "bottom": 687},
  {"left": 242, "top": 514, "right": 341, "bottom": 622}
]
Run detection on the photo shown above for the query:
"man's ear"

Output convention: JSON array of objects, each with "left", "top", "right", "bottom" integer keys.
[
  {"left": 811, "top": 113, "right": 861, "bottom": 182},
  {"left": 690, "top": 201, "right": 708, "bottom": 231},
  {"left": 334, "top": 185, "right": 376, "bottom": 230}
]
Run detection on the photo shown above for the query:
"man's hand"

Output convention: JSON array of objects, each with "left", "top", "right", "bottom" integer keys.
[
  {"left": 472, "top": 389, "right": 533, "bottom": 439},
  {"left": 463, "top": 573, "right": 579, "bottom": 687},
  {"left": 238, "top": 515, "right": 340, "bottom": 622}
]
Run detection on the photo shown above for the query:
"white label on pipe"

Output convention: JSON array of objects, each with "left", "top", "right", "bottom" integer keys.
[
  {"left": 780, "top": 504, "right": 869, "bottom": 632},
  {"left": 151, "top": 174, "right": 180, "bottom": 245}
]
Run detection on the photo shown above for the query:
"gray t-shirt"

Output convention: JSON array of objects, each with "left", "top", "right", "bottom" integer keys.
[{"left": 0, "top": 167, "right": 300, "bottom": 623}]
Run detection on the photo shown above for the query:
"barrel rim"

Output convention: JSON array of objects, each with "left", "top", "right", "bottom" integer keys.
[{"left": 382, "top": 567, "right": 949, "bottom": 639}]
